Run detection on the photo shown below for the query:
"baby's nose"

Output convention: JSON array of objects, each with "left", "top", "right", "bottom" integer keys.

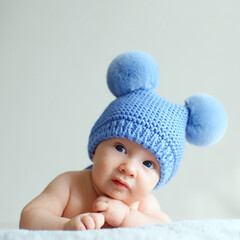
[{"left": 119, "top": 162, "right": 137, "bottom": 178}]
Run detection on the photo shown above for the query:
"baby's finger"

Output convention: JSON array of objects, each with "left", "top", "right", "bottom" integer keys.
[
  {"left": 65, "top": 217, "right": 86, "bottom": 231},
  {"left": 81, "top": 215, "right": 95, "bottom": 230},
  {"left": 76, "top": 221, "right": 86, "bottom": 231},
  {"left": 95, "top": 196, "right": 111, "bottom": 203},
  {"left": 93, "top": 200, "right": 109, "bottom": 212},
  {"left": 90, "top": 213, "right": 105, "bottom": 229}
]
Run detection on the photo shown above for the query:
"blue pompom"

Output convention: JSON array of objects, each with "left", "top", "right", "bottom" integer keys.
[
  {"left": 107, "top": 51, "right": 160, "bottom": 97},
  {"left": 185, "top": 94, "right": 227, "bottom": 146}
]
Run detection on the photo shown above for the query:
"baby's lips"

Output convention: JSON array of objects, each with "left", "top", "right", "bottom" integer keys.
[{"left": 112, "top": 178, "right": 129, "bottom": 189}]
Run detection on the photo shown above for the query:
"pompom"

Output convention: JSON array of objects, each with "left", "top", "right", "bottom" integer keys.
[
  {"left": 107, "top": 51, "right": 160, "bottom": 97},
  {"left": 185, "top": 94, "right": 227, "bottom": 146}
]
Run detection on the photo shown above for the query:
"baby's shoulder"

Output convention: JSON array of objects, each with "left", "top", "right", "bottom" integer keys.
[
  {"left": 47, "top": 170, "right": 91, "bottom": 190},
  {"left": 137, "top": 194, "right": 161, "bottom": 212},
  {"left": 55, "top": 170, "right": 91, "bottom": 184},
  {"left": 138, "top": 194, "right": 171, "bottom": 222},
  {"left": 59, "top": 170, "right": 96, "bottom": 212},
  {"left": 46, "top": 170, "right": 93, "bottom": 199}
]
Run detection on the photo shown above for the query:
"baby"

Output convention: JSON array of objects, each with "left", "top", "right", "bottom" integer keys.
[{"left": 19, "top": 51, "right": 227, "bottom": 230}]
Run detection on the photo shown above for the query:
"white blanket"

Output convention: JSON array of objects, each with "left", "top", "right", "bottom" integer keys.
[{"left": 1, "top": 219, "right": 239, "bottom": 240}]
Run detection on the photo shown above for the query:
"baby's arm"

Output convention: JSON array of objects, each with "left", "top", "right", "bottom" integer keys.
[
  {"left": 123, "top": 194, "right": 171, "bottom": 227},
  {"left": 19, "top": 172, "right": 104, "bottom": 230},
  {"left": 93, "top": 194, "right": 170, "bottom": 228},
  {"left": 20, "top": 173, "right": 71, "bottom": 229}
]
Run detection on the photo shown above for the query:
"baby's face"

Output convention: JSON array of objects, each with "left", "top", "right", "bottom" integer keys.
[{"left": 91, "top": 138, "right": 160, "bottom": 205}]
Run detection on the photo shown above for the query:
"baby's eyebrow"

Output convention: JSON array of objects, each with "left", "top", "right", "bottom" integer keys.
[
  {"left": 143, "top": 154, "right": 156, "bottom": 162},
  {"left": 113, "top": 140, "right": 125, "bottom": 146}
]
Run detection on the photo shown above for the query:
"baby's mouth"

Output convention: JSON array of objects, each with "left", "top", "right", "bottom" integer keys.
[{"left": 112, "top": 178, "right": 129, "bottom": 189}]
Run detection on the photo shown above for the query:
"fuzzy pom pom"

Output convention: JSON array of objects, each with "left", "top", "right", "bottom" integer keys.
[
  {"left": 107, "top": 51, "right": 160, "bottom": 97},
  {"left": 185, "top": 94, "right": 227, "bottom": 146}
]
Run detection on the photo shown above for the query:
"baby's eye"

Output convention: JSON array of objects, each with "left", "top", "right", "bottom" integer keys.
[
  {"left": 115, "top": 144, "right": 126, "bottom": 154},
  {"left": 143, "top": 160, "right": 154, "bottom": 169}
]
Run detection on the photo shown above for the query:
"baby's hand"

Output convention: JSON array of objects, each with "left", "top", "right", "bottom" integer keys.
[
  {"left": 93, "top": 196, "right": 130, "bottom": 227},
  {"left": 65, "top": 213, "right": 105, "bottom": 230}
]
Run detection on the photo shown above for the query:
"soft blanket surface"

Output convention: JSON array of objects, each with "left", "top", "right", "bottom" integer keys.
[{"left": 1, "top": 219, "right": 239, "bottom": 240}]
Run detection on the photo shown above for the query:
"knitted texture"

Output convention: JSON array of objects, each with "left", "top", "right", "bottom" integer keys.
[
  {"left": 87, "top": 51, "right": 227, "bottom": 189},
  {"left": 88, "top": 90, "right": 189, "bottom": 188}
]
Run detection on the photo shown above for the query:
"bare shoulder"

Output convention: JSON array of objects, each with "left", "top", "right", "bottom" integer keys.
[
  {"left": 138, "top": 194, "right": 171, "bottom": 222},
  {"left": 51, "top": 170, "right": 87, "bottom": 183},
  {"left": 43, "top": 171, "right": 93, "bottom": 200},
  {"left": 43, "top": 171, "right": 84, "bottom": 192},
  {"left": 138, "top": 194, "right": 161, "bottom": 213}
]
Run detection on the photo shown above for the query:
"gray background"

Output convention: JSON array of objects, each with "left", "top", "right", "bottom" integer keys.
[{"left": 0, "top": 0, "right": 239, "bottom": 228}]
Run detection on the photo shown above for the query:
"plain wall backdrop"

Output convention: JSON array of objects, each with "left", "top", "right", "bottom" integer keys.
[{"left": 0, "top": 0, "right": 239, "bottom": 228}]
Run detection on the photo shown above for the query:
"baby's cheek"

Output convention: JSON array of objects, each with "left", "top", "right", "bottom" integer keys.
[
  {"left": 136, "top": 177, "right": 155, "bottom": 196},
  {"left": 149, "top": 172, "right": 160, "bottom": 189}
]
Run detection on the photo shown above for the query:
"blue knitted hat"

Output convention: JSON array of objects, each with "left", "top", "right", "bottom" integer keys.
[{"left": 88, "top": 51, "right": 228, "bottom": 189}]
